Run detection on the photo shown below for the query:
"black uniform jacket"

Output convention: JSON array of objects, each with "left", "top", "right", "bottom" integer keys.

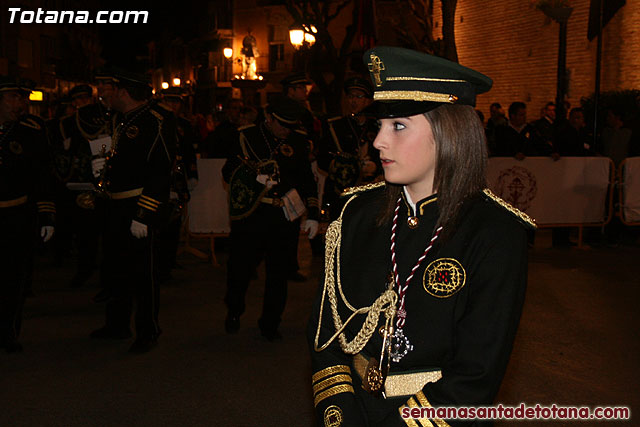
[
  {"left": 308, "top": 183, "right": 534, "bottom": 426},
  {"left": 0, "top": 116, "right": 55, "bottom": 225},
  {"left": 106, "top": 102, "right": 176, "bottom": 226},
  {"left": 222, "top": 122, "right": 319, "bottom": 220},
  {"left": 175, "top": 115, "right": 199, "bottom": 181}
]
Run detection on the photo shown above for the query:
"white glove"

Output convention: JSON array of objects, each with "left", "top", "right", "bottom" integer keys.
[
  {"left": 187, "top": 178, "right": 198, "bottom": 192},
  {"left": 130, "top": 219, "right": 148, "bottom": 239},
  {"left": 302, "top": 219, "right": 319, "bottom": 239},
  {"left": 40, "top": 226, "right": 54, "bottom": 243},
  {"left": 91, "top": 158, "right": 106, "bottom": 178},
  {"left": 256, "top": 174, "right": 277, "bottom": 189}
]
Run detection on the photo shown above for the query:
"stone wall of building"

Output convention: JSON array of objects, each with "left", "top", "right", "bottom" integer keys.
[{"left": 429, "top": 0, "right": 639, "bottom": 119}]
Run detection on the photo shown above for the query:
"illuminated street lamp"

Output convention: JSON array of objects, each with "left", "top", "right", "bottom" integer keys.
[
  {"left": 289, "top": 24, "right": 305, "bottom": 49},
  {"left": 223, "top": 47, "right": 233, "bottom": 59},
  {"left": 290, "top": 23, "right": 317, "bottom": 49},
  {"left": 172, "top": 78, "right": 181, "bottom": 86},
  {"left": 29, "top": 90, "right": 43, "bottom": 101},
  {"left": 161, "top": 82, "right": 169, "bottom": 89}
]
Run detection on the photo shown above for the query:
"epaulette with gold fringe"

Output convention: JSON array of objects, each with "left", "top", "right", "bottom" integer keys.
[
  {"left": 483, "top": 188, "right": 537, "bottom": 229},
  {"left": 19, "top": 118, "right": 42, "bottom": 131},
  {"left": 341, "top": 181, "right": 385, "bottom": 197}
]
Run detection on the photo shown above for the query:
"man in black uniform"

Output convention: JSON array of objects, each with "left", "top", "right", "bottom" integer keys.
[
  {"left": 318, "top": 76, "right": 382, "bottom": 221},
  {"left": 222, "top": 95, "right": 319, "bottom": 341},
  {"left": 0, "top": 76, "right": 55, "bottom": 353},
  {"left": 49, "top": 84, "right": 111, "bottom": 287},
  {"left": 281, "top": 72, "right": 321, "bottom": 279},
  {"left": 90, "top": 70, "right": 176, "bottom": 353},
  {"left": 156, "top": 87, "right": 199, "bottom": 281}
]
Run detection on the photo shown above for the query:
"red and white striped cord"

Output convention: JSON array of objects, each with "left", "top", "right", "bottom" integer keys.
[{"left": 390, "top": 197, "right": 442, "bottom": 329}]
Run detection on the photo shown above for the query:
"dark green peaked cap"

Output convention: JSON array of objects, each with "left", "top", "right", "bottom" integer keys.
[{"left": 363, "top": 46, "right": 492, "bottom": 118}]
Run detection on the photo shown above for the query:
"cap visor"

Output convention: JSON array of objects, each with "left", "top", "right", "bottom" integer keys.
[{"left": 362, "top": 100, "right": 442, "bottom": 119}]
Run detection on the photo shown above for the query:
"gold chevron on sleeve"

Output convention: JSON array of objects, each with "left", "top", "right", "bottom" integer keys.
[
  {"left": 139, "top": 195, "right": 161, "bottom": 207},
  {"left": 137, "top": 200, "right": 158, "bottom": 212},
  {"left": 311, "top": 365, "right": 354, "bottom": 407},
  {"left": 311, "top": 365, "right": 351, "bottom": 384},
  {"left": 313, "top": 383, "right": 354, "bottom": 407},
  {"left": 414, "top": 391, "right": 451, "bottom": 427}
]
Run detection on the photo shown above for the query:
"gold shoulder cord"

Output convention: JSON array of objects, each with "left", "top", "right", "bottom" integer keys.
[{"left": 314, "top": 194, "right": 398, "bottom": 354}]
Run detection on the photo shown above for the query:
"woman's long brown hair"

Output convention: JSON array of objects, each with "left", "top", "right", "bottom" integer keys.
[{"left": 377, "top": 104, "right": 487, "bottom": 241}]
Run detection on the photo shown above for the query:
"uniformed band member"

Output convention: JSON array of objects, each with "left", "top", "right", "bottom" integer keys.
[
  {"left": 90, "top": 69, "right": 176, "bottom": 353},
  {"left": 0, "top": 76, "right": 55, "bottom": 353},
  {"left": 308, "top": 47, "right": 535, "bottom": 426},
  {"left": 222, "top": 95, "right": 319, "bottom": 341},
  {"left": 318, "top": 76, "right": 382, "bottom": 221},
  {"left": 49, "top": 85, "right": 111, "bottom": 287},
  {"left": 156, "top": 87, "right": 199, "bottom": 281},
  {"left": 282, "top": 72, "right": 321, "bottom": 280},
  {"left": 281, "top": 72, "right": 320, "bottom": 140}
]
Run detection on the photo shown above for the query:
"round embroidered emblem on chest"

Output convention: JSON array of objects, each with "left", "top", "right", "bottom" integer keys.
[
  {"left": 423, "top": 258, "right": 466, "bottom": 298},
  {"left": 324, "top": 405, "right": 343, "bottom": 427},
  {"left": 280, "top": 143, "right": 294, "bottom": 157},
  {"left": 9, "top": 141, "right": 23, "bottom": 155},
  {"left": 125, "top": 125, "right": 139, "bottom": 139}
]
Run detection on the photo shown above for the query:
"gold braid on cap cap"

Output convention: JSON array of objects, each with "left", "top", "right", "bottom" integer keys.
[{"left": 374, "top": 90, "right": 458, "bottom": 103}]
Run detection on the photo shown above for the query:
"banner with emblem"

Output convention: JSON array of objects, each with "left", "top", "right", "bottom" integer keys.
[
  {"left": 487, "top": 157, "right": 613, "bottom": 225},
  {"left": 621, "top": 157, "right": 640, "bottom": 224},
  {"left": 188, "top": 159, "right": 230, "bottom": 234}
]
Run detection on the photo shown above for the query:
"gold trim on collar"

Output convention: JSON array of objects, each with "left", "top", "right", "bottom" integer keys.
[
  {"left": 387, "top": 77, "right": 466, "bottom": 83},
  {"left": 374, "top": 91, "right": 458, "bottom": 104},
  {"left": 418, "top": 197, "right": 437, "bottom": 215},
  {"left": 483, "top": 188, "right": 537, "bottom": 228},
  {"left": 341, "top": 181, "right": 385, "bottom": 197}
]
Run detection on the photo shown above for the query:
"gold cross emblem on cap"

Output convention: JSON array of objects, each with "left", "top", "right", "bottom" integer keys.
[{"left": 368, "top": 54, "right": 385, "bottom": 87}]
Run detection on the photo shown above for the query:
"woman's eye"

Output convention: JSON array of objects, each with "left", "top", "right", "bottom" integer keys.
[{"left": 393, "top": 122, "right": 405, "bottom": 131}]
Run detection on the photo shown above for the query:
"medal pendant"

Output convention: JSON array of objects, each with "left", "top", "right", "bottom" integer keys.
[
  {"left": 407, "top": 216, "right": 419, "bottom": 229},
  {"left": 390, "top": 328, "right": 414, "bottom": 363},
  {"left": 362, "top": 357, "right": 385, "bottom": 395}
]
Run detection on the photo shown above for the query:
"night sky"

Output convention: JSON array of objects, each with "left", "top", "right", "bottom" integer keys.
[{"left": 97, "top": 1, "right": 203, "bottom": 68}]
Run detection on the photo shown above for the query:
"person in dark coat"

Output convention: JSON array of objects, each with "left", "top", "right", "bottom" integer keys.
[{"left": 308, "top": 47, "right": 535, "bottom": 426}]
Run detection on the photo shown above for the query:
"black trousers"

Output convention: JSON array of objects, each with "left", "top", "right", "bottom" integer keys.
[
  {"left": 225, "top": 204, "right": 290, "bottom": 333},
  {"left": 156, "top": 203, "right": 182, "bottom": 275},
  {"left": 0, "top": 203, "right": 32, "bottom": 344},
  {"left": 101, "top": 198, "right": 160, "bottom": 340}
]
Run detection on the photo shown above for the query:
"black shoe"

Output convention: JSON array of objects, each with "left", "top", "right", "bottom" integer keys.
[
  {"left": 4, "top": 339, "right": 23, "bottom": 353},
  {"left": 260, "top": 328, "right": 282, "bottom": 342},
  {"left": 287, "top": 271, "right": 307, "bottom": 282},
  {"left": 128, "top": 338, "right": 157, "bottom": 354},
  {"left": 90, "top": 326, "right": 132, "bottom": 340},
  {"left": 225, "top": 314, "right": 240, "bottom": 334}
]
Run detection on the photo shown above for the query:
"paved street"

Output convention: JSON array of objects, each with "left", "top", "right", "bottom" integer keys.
[{"left": 1, "top": 229, "right": 638, "bottom": 426}]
